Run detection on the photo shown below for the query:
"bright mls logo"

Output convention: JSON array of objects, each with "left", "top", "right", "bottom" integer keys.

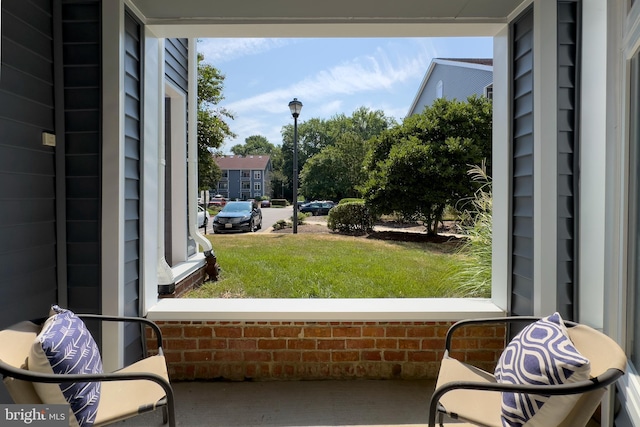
[{"left": 0, "top": 405, "right": 67, "bottom": 426}]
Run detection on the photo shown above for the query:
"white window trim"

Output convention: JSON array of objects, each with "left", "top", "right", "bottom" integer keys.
[{"left": 165, "top": 82, "right": 189, "bottom": 266}]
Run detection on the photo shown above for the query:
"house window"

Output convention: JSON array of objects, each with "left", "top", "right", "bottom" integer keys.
[
  {"left": 254, "top": 183, "right": 261, "bottom": 191},
  {"left": 222, "top": 171, "right": 228, "bottom": 178},
  {"left": 242, "top": 182, "right": 251, "bottom": 190},
  {"left": 241, "top": 170, "right": 250, "bottom": 178},
  {"left": 254, "top": 171, "right": 261, "bottom": 179},
  {"left": 219, "top": 182, "right": 228, "bottom": 190},
  {"left": 484, "top": 84, "right": 493, "bottom": 100},
  {"left": 436, "top": 80, "right": 444, "bottom": 98}
]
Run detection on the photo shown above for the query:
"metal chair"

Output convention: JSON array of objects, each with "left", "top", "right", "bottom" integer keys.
[
  {"left": 429, "top": 316, "right": 626, "bottom": 427},
  {"left": 0, "top": 314, "right": 176, "bottom": 427}
]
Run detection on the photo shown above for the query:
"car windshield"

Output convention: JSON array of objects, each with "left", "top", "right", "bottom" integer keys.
[{"left": 222, "top": 202, "right": 251, "bottom": 212}]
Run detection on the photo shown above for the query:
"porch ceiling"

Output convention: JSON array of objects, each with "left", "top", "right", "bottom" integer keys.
[{"left": 130, "top": 0, "right": 528, "bottom": 37}]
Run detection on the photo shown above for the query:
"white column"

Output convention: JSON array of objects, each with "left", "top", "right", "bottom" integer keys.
[
  {"left": 101, "top": 0, "right": 125, "bottom": 371},
  {"left": 533, "top": 0, "right": 558, "bottom": 316}
]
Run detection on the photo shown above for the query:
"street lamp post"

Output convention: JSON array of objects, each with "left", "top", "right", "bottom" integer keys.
[{"left": 288, "top": 98, "right": 303, "bottom": 234}]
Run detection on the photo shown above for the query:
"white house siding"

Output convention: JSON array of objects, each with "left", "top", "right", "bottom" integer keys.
[{"left": 408, "top": 62, "right": 493, "bottom": 115}]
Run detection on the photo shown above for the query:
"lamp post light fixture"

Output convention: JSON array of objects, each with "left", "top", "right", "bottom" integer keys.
[{"left": 288, "top": 98, "right": 303, "bottom": 234}]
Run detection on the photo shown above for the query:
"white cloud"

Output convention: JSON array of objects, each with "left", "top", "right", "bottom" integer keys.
[
  {"left": 217, "top": 38, "right": 445, "bottom": 152},
  {"left": 225, "top": 44, "right": 433, "bottom": 116},
  {"left": 316, "top": 100, "right": 343, "bottom": 116},
  {"left": 197, "top": 38, "right": 292, "bottom": 64}
]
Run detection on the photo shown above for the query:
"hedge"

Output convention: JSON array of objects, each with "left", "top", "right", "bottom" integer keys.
[{"left": 327, "top": 202, "right": 375, "bottom": 234}]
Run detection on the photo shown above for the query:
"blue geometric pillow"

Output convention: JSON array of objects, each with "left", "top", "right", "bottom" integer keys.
[
  {"left": 494, "top": 313, "right": 590, "bottom": 427},
  {"left": 29, "top": 306, "right": 103, "bottom": 427}
]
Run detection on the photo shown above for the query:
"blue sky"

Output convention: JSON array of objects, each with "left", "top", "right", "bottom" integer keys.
[{"left": 197, "top": 37, "right": 493, "bottom": 154}]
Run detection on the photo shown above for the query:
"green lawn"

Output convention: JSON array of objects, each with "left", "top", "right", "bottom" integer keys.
[{"left": 187, "top": 233, "right": 467, "bottom": 298}]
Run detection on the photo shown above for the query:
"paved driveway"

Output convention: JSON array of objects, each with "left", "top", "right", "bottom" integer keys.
[{"left": 258, "top": 205, "right": 293, "bottom": 233}]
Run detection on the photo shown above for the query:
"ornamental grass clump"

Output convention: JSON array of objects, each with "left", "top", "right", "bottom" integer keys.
[{"left": 444, "top": 164, "right": 492, "bottom": 297}]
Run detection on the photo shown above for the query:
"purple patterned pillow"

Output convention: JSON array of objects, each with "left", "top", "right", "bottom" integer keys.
[
  {"left": 29, "top": 306, "right": 102, "bottom": 427},
  {"left": 494, "top": 313, "right": 590, "bottom": 427}
]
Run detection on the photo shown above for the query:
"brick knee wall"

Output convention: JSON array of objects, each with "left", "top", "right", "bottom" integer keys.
[{"left": 146, "top": 321, "right": 506, "bottom": 381}]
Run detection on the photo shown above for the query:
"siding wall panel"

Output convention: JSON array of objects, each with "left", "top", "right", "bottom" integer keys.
[
  {"left": 556, "top": 0, "right": 580, "bottom": 320},
  {"left": 510, "top": 8, "right": 535, "bottom": 317},
  {"left": 0, "top": 0, "right": 57, "bottom": 329},
  {"left": 122, "top": 10, "right": 143, "bottom": 364}
]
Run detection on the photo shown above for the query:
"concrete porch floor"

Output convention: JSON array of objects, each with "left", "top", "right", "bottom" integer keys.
[{"left": 117, "top": 379, "right": 438, "bottom": 427}]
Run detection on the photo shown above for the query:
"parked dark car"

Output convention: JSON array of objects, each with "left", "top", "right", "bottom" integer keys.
[
  {"left": 260, "top": 199, "right": 271, "bottom": 208},
  {"left": 299, "top": 201, "right": 336, "bottom": 216},
  {"left": 212, "top": 201, "right": 262, "bottom": 233}
]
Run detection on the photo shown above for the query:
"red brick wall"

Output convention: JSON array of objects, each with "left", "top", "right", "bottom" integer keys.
[{"left": 146, "top": 320, "right": 506, "bottom": 381}]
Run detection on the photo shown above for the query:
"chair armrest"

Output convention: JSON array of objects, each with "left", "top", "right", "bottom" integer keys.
[
  {"left": 0, "top": 358, "right": 171, "bottom": 388},
  {"left": 76, "top": 314, "right": 164, "bottom": 351},
  {"left": 428, "top": 367, "right": 624, "bottom": 427},
  {"left": 443, "top": 316, "right": 578, "bottom": 352},
  {"left": 0, "top": 357, "right": 175, "bottom": 425}
]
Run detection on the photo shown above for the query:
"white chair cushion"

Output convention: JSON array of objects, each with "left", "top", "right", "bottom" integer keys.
[
  {"left": 494, "top": 312, "right": 591, "bottom": 427},
  {"left": 29, "top": 306, "right": 103, "bottom": 427}
]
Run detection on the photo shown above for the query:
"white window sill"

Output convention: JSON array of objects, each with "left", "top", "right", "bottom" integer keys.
[
  {"left": 146, "top": 297, "right": 505, "bottom": 322},
  {"left": 170, "top": 253, "right": 206, "bottom": 283}
]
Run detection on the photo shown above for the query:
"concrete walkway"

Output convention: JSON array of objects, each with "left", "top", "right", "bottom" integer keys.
[{"left": 118, "top": 379, "right": 437, "bottom": 427}]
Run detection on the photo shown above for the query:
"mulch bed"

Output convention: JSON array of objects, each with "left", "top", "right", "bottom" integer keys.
[
  {"left": 366, "top": 230, "right": 463, "bottom": 244},
  {"left": 270, "top": 220, "right": 466, "bottom": 245}
]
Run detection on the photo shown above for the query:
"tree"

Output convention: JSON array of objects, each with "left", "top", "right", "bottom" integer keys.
[
  {"left": 361, "top": 96, "right": 492, "bottom": 235},
  {"left": 196, "top": 52, "right": 235, "bottom": 191},
  {"left": 230, "top": 135, "right": 276, "bottom": 156},
  {"left": 277, "top": 107, "right": 394, "bottom": 201},
  {"left": 280, "top": 118, "right": 332, "bottom": 200},
  {"left": 267, "top": 147, "right": 288, "bottom": 199},
  {"left": 300, "top": 132, "right": 367, "bottom": 200},
  {"left": 299, "top": 146, "right": 349, "bottom": 201}
]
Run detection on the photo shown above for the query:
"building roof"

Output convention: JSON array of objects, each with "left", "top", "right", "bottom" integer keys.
[
  {"left": 406, "top": 57, "right": 493, "bottom": 117},
  {"left": 439, "top": 58, "right": 493, "bottom": 67},
  {"left": 215, "top": 155, "right": 271, "bottom": 170}
]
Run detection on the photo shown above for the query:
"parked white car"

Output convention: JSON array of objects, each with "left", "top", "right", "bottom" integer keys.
[{"left": 197, "top": 205, "right": 210, "bottom": 231}]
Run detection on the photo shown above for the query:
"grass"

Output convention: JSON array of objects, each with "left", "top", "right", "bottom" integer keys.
[{"left": 187, "top": 233, "right": 468, "bottom": 298}]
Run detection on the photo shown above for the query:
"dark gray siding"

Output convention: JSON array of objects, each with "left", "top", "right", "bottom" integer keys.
[
  {"left": 165, "top": 38, "right": 188, "bottom": 93},
  {"left": 123, "top": 11, "right": 143, "bottom": 362},
  {"left": 61, "top": 0, "right": 102, "bottom": 317},
  {"left": 556, "top": 0, "right": 580, "bottom": 321},
  {"left": 510, "top": 8, "right": 534, "bottom": 317},
  {"left": 0, "top": 0, "right": 58, "bottom": 326}
]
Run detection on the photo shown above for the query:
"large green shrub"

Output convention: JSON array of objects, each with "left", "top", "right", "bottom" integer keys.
[{"left": 327, "top": 202, "right": 375, "bottom": 234}]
